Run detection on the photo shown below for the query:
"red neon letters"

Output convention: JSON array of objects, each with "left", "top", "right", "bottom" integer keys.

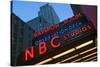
[
  {"left": 51, "top": 36, "right": 61, "bottom": 48},
  {"left": 25, "top": 36, "right": 61, "bottom": 61},
  {"left": 25, "top": 46, "right": 34, "bottom": 61},
  {"left": 39, "top": 42, "right": 47, "bottom": 55}
]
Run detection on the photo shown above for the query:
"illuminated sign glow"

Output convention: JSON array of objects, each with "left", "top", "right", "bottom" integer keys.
[
  {"left": 25, "top": 36, "right": 61, "bottom": 61},
  {"left": 24, "top": 23, "right": 94, "bottom": 62},
  {"left": 33, "top": 13, "right": 82, "bottom": 38},
  {"left": 34, "top": 13, "right": 93, "bottom": 45},
  {"left": 17, "top": 13, "right": 95, "bottom": 63}
]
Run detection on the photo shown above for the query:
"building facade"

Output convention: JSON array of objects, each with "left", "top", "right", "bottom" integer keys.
[
  {"left": 71, "top": 4, "right": 97, "bottom": 29},
  {"left": 11, "top": 13, "right": 34, "bottom": 66}
]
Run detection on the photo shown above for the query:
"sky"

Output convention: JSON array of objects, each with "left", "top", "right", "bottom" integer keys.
[{"left": 12, "top": 1, "right": 74, "bottom": 22}]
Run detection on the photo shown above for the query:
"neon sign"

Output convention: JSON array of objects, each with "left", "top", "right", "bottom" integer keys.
[
  {"left": 25, "top": 36, "right": 61, "bottom": 61},
  {"left": 24, "top": 23, "right": 93, "bottom": 62},
  {"left": 34, "top": 21, "right": 82, "bottom": 45},
  {"left": 33, "top": 13, "right": 82, "bottom": 38},
  {"left": 34, "top": 13, "right": 89, "bottom": 45},
  {"left": 17, "top": 13, "right": 95, "bottom": 64}
]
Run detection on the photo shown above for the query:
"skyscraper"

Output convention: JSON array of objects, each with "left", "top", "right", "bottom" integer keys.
[
  {"left": 11, "top": 13, "right": 34, "bottom": 66},
  {"left": 38, "top": 3, "right": 60, "bottom": 25},
  {"left": 27, "top": 4, "right": 60, "bottom": 32}
]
